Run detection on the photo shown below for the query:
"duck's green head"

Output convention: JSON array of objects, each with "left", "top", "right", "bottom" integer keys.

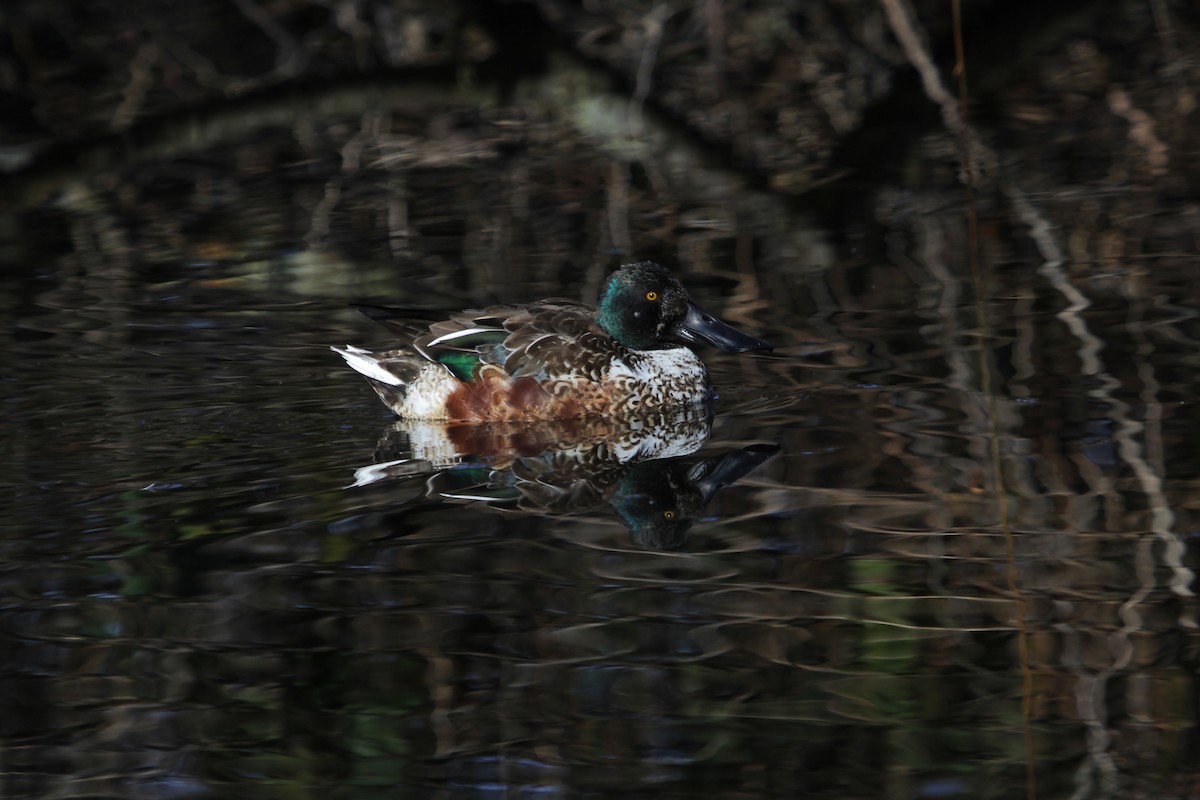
[{"left": 596, "top": 262, "right": 773, "bottom": 353}]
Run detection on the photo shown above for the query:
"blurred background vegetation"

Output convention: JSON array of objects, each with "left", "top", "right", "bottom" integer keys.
[{"left": 3, "top": 0, "right": 1198, "bottom": 288}]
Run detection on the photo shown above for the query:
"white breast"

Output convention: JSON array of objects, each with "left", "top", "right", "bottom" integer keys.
[{"left": 607, "top": 347, "right": 709, "bottom": 409}]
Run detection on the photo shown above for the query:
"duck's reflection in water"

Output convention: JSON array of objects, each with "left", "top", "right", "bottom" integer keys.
[{"left": 350, "top": 411, "right": 778, "bottom": 550}]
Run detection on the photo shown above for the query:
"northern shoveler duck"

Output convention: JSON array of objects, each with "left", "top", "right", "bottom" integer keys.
[{"left": 332, "top": 261, "right": 772, "bottom": 422}]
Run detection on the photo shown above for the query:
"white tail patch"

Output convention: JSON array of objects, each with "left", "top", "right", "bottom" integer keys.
[{"left": 331, "top": 345, "right": 405, "bottom": 386}]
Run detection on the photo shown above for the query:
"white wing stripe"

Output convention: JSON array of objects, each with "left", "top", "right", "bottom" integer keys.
[{"left": 426, "top": 327, "right": 497, "bottom": 348}]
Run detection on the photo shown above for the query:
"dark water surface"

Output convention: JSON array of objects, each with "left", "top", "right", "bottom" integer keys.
[
  {"left": 5, "top": 240, "right": 1198, "bottom": 799},
  {"left": 2, "top": 91, "right": 1200, "bottom": 794},
  {"left": 5, "top": 0, "right": 1200, "bottom": 794}
]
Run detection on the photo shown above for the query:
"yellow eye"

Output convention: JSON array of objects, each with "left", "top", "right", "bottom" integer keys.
[
  {"left": 646, "top": 291, "right": 658, "bottom": 301},
  {"left": 663, "top": 510, "right": 676, "bottom": 519}
]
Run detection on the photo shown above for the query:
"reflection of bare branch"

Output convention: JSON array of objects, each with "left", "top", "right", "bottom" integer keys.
[
  {"left": 606, "top": 161, "right": 631, "bottom": 254},
  {"left": 304, "top": 181, "right": 339, "bottom": 251},
  {"left": 628, "top": 3, "right": 676, "bottom": 142},
  {"left": 1107, "top": 87, "right": 1169, "bottom": 176},
  {"left": 373, "top": 134, "right": 501, "bottom": 168},
  {"left": 704, "top": 0, "right": 725, "bottom": 98},
  {"left": 878, "top": 0, "right": 994, "bottom": 184},
  {"left": 306, "top": 110, "right": 381, "bottom": 250},
  {"left": 1150, "top": 0, "right": 1183, "bottom": 74},
  {"left": 387, "top": 174, "right": 410, "bottom": 260},
  {"left": 1118, "top": 289, "right": 1194, "bottom": 602},
  {"left": 160, "top": 34, "right": 245, "bottom": 93},
  {"left": 231, "top": 0, "right": 307, "bottom": 78},
  {"left": 881, "top": 7, "right": 1195, "bottom": 797},
  {"left": 112, "top": 42, "right": 159, "bottom": 132},
  {"left": 333, "top": 0, "right": 375, "bottom": 70},
  {"left": 161, "top": 0, "right": 307, "bottom": 96}
]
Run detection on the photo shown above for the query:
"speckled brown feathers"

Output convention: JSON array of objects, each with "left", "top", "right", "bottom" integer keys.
[{"left": 417, "top": 300, "right": 622, "bottom": 382}]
